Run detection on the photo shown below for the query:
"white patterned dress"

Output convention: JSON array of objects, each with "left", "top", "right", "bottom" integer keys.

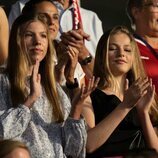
[{"left": 0, "top": 73, "right": 87, "bottom": 158}]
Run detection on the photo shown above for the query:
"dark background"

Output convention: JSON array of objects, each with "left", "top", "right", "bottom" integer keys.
[{"left": 0, "top": 0, "right": 131, "bottom": 31}]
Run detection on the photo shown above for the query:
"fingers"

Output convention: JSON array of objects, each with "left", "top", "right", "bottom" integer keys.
[
  {"left": 60, "top": 29, "right": 90, "bottom": 47},
  {"left": 132, "top": 77, "right": 150, "bottom": 96},
  {"left": 32, "top": 60, "right": 40, "bottom": 82},
  {"left": 67, "top": 46, "right": 79, "bottom": 66},
  {"left": 81, "top": 76, "right": 99, "bottom": 97},
  {"left": 148, "top": 78, "right": 155, "bottom": 97}
]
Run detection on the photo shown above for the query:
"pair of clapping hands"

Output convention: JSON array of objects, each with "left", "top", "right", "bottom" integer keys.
[{"left": 25, "top": 60, "right": 155, "bottom": 120}]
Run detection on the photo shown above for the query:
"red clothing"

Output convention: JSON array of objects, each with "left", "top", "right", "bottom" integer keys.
[{"left": 136, "top": 39, "right": 158, "bottom": 94}]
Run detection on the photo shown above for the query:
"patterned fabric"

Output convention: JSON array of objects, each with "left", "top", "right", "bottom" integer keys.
[{"left": 0, "top": 73, "right": 87, "bottom": 158}]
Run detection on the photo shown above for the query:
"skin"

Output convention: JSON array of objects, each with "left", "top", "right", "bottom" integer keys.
[
  {"left": 54, "top": 0, "right": 94, "bottom": 78},
  {"left": 21, "top": 19, "right": 98, "bottom": 120},
  {"left": 0, "top": 7, "right": 9, "bottom": 65},
  {"left": 4, "top": 148, "right": 30, "bottom": 158},
  {"left": 81, "top": 32, "right": 158, "bottom": 153},
  {"left": 132, "top": 0, "right": 158, "bottom": 48},
  {"left": 34, "top": 1, "right": 60, "bottom": 40},
  {"left": 24, "top": 21, "right": 48, "bottom": 64},
  {"left": 23, "top": 20, "right": 48, "bottom": 108},
  {"left": 108, "top": 32, "right": 133, "bottom": 78}
]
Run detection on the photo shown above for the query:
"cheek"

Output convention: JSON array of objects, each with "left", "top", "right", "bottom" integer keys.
[
  {"left": 24, "top": 38, "right": 32, "bottom": 47},
  {"left": 108, "top": 53, "right": 115, "bottom": 64},
  {"left": 43, "top": 40, "right": 48, "bottom": 51},
  {"left": 127, "top": 55, "right": 134, "bottom": 67}
]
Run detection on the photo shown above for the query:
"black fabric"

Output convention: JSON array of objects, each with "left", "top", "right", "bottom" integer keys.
[{"left": 86, "top": 89, "right": 145, "bottom": 158}]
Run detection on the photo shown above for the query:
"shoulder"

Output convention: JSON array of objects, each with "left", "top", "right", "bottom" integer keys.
[
  {"left": 0, "top": 7, "right": 4, "bottom": 14},
  {"left": 0, "top": 7, "right": 7, "bottom": 18},
  {"left": 0, "top": 7, "right": 8, "bottom": 25}
]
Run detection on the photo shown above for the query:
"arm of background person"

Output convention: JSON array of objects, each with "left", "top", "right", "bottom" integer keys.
[{"left": 0, "top": 7, "right": 9, "bottom": 66}]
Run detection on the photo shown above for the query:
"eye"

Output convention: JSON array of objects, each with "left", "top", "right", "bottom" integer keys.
[
  {"left": 53, "top": 14, "right": 59, "bottom": 20},
  {"left": 124, "top": 47, "right": 132, "bottom": 53},
  {"left": 109, "top": 46, "right": 117, "bottom": 51},
  {"left": 41, "top": 33, "right": 47, "bottom": 38},
  {"left": 25, "top": 32, "right": 33, "bottom": 37}
]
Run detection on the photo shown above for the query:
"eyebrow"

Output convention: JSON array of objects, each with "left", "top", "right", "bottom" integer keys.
[{"left": 25, "top": 30, "right": 47, "bottom": 33}]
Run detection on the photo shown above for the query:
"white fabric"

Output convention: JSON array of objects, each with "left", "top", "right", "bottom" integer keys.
[
  {"left": 53, "top": 1, "right": 103, "bottom": 57},
  {"left": 9, "top": 0, "right": 103, "bottom": 57}
]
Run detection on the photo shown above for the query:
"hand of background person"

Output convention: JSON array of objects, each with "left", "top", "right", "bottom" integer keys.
[
  {"left": 136, "top": 78, "right": 155, "bottom": 114},
  {"left": 70, "top": 77, "right": 100, "bottom": 120},
  {"left": 24, "top": 60, "right": 42, "bottom": 108},
  {"left": 60, "top": 29, "right": 91, "bottom": 61},
  {"left": 122, "top": 78, "right": 150, "bottom": 110},
  {"left": 65, "top": 46, "right": 79, "bottom": 85},
  {"left": 55, "top": 42, "right": 69, "bottom": 84}
]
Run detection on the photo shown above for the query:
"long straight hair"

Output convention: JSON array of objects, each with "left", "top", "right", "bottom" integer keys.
[
  {"left": 94, "top": 25, "right": 158, "bottom": 121},
  {"left": 7, "top": 13, "right": 64, "bottom": 122}
]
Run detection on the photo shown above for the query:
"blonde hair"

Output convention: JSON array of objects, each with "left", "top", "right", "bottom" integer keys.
[
  {"left": 0, "top": 139, "right": 30, "bottom": 157},
  {"left": 94, "top": 25, "right": 158, "bottom": 121},
  {"left": 7, "top": 13, "right": 64, "bottom": 122}
]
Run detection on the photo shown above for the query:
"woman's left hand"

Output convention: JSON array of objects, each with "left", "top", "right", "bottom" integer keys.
[
  {"left": 70, "top": 76, "right": 100, "bottom": 119},
  {"left": 136, "top": 78, "right": 155, "bottom": 114}
]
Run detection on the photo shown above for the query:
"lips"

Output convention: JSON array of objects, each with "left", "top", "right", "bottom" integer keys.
[
  {"left": 30, "top": 48, "right": 43, "bottom": 53},
  {"left": 49, "top": 27, "right": 56, "bottom": 33},
  {"left": 115, "top": 59, "right": 127, "bottom": 64}
]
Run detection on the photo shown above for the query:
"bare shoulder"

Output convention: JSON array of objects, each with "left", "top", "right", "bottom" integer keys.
[
  {"left": 0, "top": 7, "right": 5, "bottom": 15},
  {"left": 0, "top": 7, "right": 8, "bottom": 28},
  {"left": 0, "top": 7, "right": 8, "bottom": 23}
]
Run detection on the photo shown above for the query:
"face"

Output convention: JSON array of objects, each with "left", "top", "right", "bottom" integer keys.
[
  {"left": 108, "top": 32, "right": 133, "bottom": 76},
  {"left": 24, "top": 21, "right": 48, "bottom": 64},
  {"left": 4, "top": 148, "right": 30, "bottom": 158},
  {"left": 136, "top": 0, "right": 158, "bottom": 36},
  {"left": 35, "top": 1, "right": 59, "bottom": 40}
]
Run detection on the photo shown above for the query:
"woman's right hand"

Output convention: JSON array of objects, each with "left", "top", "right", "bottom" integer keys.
[
  {"left": 122, "top": 77, "right": 150, "bottom": 110},
  {"left": 70, "top": 76, "right": 100, "bottom": 120},
  {"left": 24, "top": 60, "right": 42, "bottom": 108}
]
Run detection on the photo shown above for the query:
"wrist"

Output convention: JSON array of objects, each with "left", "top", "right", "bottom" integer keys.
[
  {"left": 24, "top": 95, "right": 35, "bottom": 108},
  {"left": 66, "top": 78, "right": 79, "bottom": 89},
  {"left": 79, "top": 54, "right": 92, "bottom": 66}
]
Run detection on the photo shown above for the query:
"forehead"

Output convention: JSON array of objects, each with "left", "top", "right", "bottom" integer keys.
[
  {"left": 109, "top": 32, "right": 131, "bottom": 42},
  {"left": 24, "top": 20, "right": 47, "bottom": 31},
  {"left": 35, "top": 1, "right": 58, "bottom": 13}
]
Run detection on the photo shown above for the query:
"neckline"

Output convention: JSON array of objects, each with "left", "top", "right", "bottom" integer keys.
[
  {"left": 95, "top": 88, "right": 122, "bottom": 102},
  {"left": 134, "top": 33, "right": 158, "bottom": 59}
]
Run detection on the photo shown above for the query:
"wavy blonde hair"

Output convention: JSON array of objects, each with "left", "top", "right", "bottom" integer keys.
[
  {"left": 7, "top": 13, "right": 64, "bottom": 122},
  {"left": 94, "top": 25, "right": 158, "bottom": 121}
]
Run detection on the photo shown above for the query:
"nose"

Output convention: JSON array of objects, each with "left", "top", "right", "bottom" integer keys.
[
  {"left": 49, "top": 18, "right": 55, "bottom": 26},
  {"left": 117, "top": 48, "right": 125, "bottom": 57},
  {"left": 33, "top": 35, "right": 41, "bottom": 45}
]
